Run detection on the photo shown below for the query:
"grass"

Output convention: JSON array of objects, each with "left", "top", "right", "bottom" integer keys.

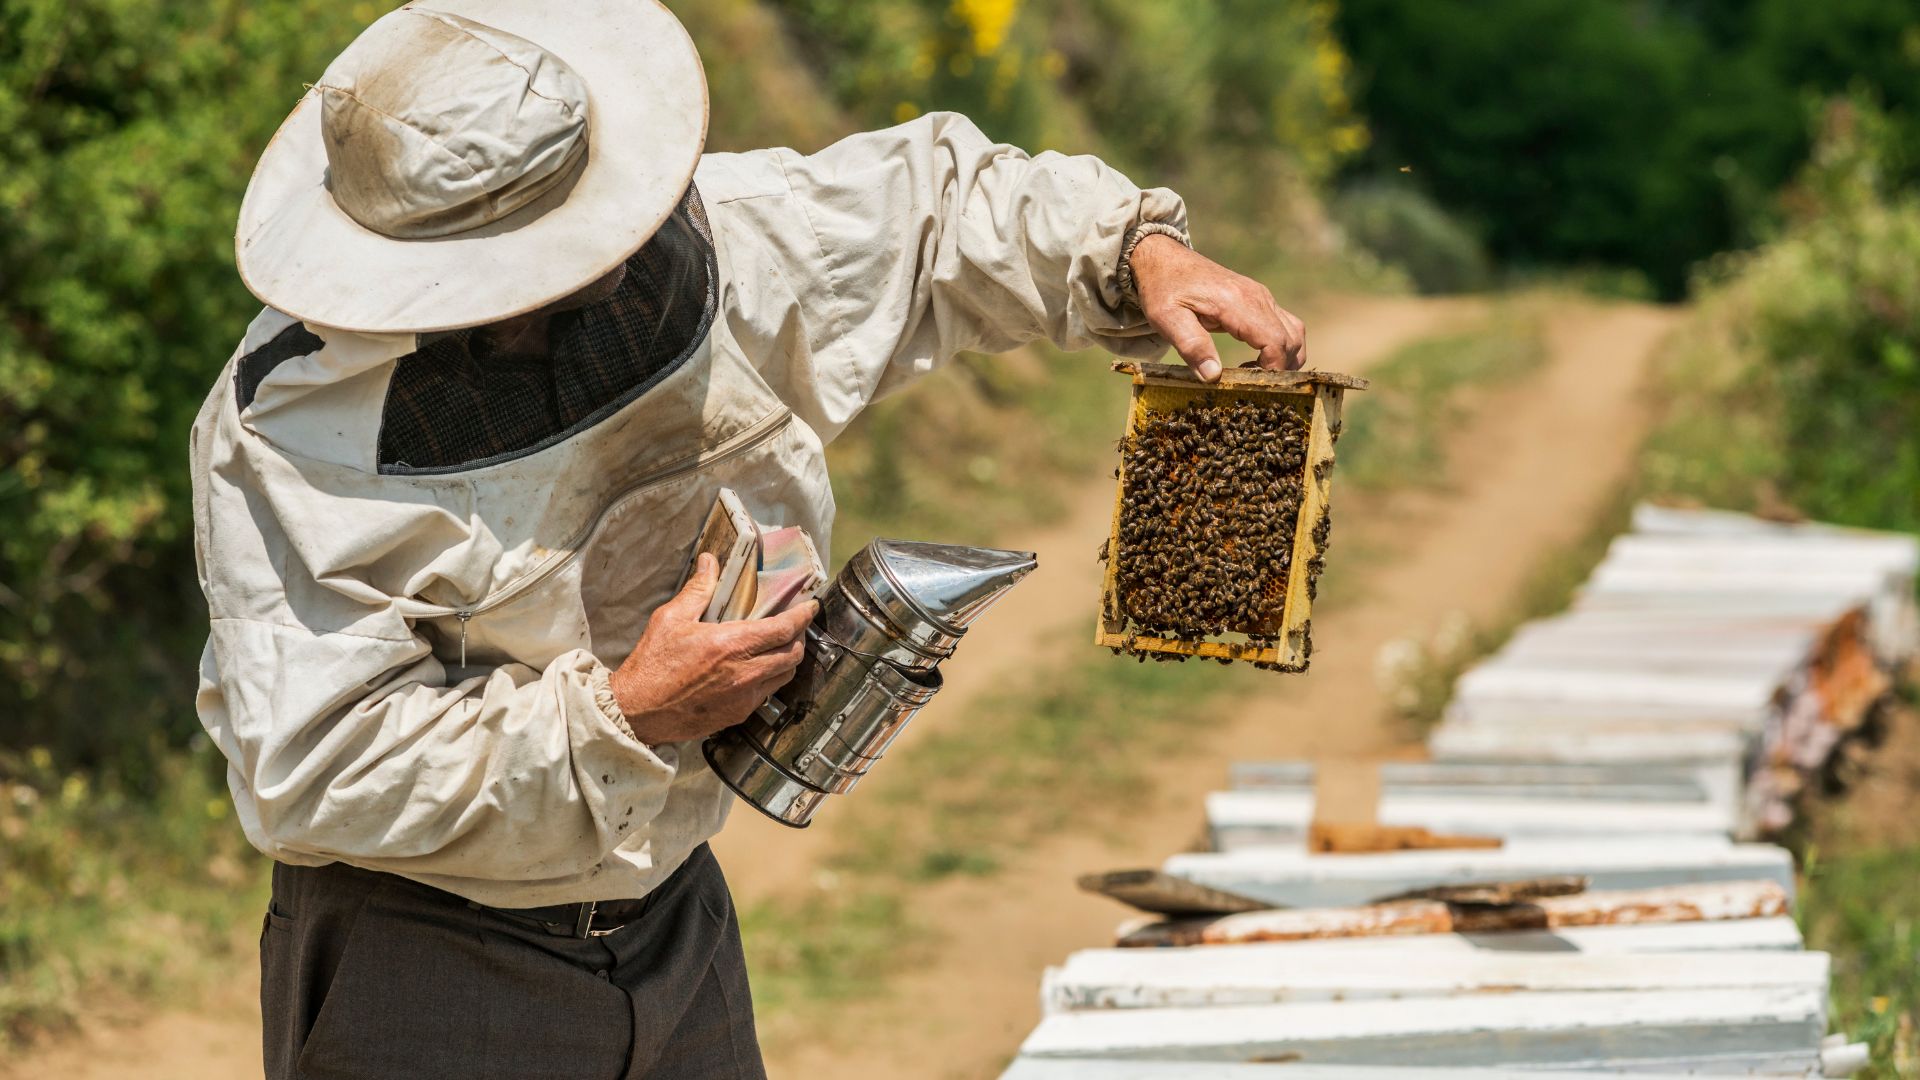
[
  {"left": 1337, "top": 309, "right": 1547, "bottom": 492},
  {"left": 1799, "top": 841, "right": 1920, "bottom": 1076},
  {"left": 0, "top": 746, "right": 265, "bottom": 1048},
  {"left": 824, "top": 345, "right": 1131, "bottom": 561}
]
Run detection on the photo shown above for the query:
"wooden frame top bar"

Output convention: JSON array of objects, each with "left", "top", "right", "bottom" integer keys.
[{"left": 1112, "top": 360, "right": 1371, "bottom": 391}]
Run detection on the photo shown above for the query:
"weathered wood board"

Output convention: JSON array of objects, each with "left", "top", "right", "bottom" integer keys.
[
  {"left": 1016, "top": 987, "right": 1829, "bottom": 1068},
  {"left": 1040, "top": 946, "right": 1829, "bottom": 1012},
  {"left": 1427, "top": 723, "right": 1750, "bottom": 766},
  {"left": 1163, "top": 840, "right": 1794, "bottom": 909},
  {"left": 1207, "top": 790, "right": 1736, "bottom": 850},
  {"left": 1075, "top": 869, "right": 1270, "bottom": 917},
  {"left": 1113, "top": 911, "right": 1806, "bottom": 955},
  {"left": 1115, "top": 879, "right": 1791, "bottom": 947},
  {"left": 1228, "top": 760, "right": 1718, "bottom": 804},
  {"left": 1000, "top": 1061, "right": 1771, "bottom": 1080}
]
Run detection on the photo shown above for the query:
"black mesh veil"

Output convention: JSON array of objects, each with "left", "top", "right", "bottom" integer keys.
[{"left": 374, "top": 183, "right": 719, "bottom": 474}]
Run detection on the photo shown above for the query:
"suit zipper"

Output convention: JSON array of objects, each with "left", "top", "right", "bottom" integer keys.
[{"left": 440, "top": 409, "right": 796, "bottom": 639}]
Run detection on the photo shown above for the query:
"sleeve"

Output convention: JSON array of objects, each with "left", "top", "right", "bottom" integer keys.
[
  {"left": 776, "top": 111, "right": 1190, "bottom": 406},
  {"left": 197, "top": 616, "right": 674, "bottom": 886}
]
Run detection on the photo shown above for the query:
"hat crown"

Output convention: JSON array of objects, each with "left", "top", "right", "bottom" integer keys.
[{"left": 317, "top": 7, "right": 590, "bottom": 239}]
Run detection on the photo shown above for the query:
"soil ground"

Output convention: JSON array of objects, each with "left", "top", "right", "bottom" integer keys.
[{"left": 0, "top": 294, "right": 1674, "bottom": 1080}]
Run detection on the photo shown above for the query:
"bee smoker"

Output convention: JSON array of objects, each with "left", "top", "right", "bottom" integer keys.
[{"left": 703, "top": 539, "right": 1037, "bottom": 827}]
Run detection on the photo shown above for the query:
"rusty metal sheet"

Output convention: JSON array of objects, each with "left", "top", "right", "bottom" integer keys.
[{"left": 1119, "top": 879, "right": 1789, "bottom": 948}]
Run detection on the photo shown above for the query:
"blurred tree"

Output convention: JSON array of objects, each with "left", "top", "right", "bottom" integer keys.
[
  {"left": 0, "top": 0, "right": 369, "bottom": 785},
  {"left": 1738, "top": 100, "right": 1920, "bottom": 533},
  {"left": 1335, "top": 0, "right": 1919, "bottom": 295},
  {"left": 768, "top": 0, "right": 1369, "bottom": 270}
]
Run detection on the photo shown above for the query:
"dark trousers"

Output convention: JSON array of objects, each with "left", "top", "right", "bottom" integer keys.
[{"left": 261, "top": 845, "right": 766, "bottom": 1080}]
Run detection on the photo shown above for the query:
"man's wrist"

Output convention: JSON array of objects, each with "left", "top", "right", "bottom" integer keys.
[{"left": 1118, "top": 222, "right": 1192, "bottom": 307}]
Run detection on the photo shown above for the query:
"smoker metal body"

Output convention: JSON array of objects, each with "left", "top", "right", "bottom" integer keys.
[{"left": 704, "top": 539, "right": 1036, "bottom": 827}]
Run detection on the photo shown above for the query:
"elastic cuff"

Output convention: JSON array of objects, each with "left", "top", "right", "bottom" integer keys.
[
  {"left": 589, "top": 664, "right": 646, "bottom": 746},
  {"left": 1117, "top": 221, "right": 1192, "bottom": 307}
]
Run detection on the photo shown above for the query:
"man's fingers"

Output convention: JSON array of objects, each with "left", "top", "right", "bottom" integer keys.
[
  {"left": 728, "top": 599, "right": 818, "bottom": 655},
  {"left": 1151, "top": 304, "right": 1223, "bottom": 382},
  {"left": 744, "top": 637, "right": 806, "bottom": 683},
  {"left": 664, "top": 553, "right": 719, "bottom": 619},
  {"left": 1212, "top": 289, "right": 1305, "bottom": 372}
]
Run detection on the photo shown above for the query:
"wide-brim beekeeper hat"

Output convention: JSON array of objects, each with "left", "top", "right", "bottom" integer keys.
[{"left": 236, "top": 0, "right": 706, "bottom": 334}]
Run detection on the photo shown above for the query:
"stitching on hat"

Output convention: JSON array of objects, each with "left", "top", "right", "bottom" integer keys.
[
  {"left": 410, "top": 9, "right": 584, "bottom": 121},
  {"left": 315, "top": 83, "right": 482, "bottom": 180}
]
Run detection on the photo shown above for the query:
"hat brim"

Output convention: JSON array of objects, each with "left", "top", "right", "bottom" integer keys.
[{"left": 235, "top": 0, "right": 708, "bottom": 334}]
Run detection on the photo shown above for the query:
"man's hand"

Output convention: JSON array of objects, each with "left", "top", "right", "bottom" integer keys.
[
  {"left": 609, "top": 554, "right": 816, "bottom": 745},
  {"left": 1129, "top": 233, "right": 1307, "bottom": 381}
]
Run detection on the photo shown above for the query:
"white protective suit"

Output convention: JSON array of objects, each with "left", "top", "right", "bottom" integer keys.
[{"left": 191, "top": 114, "right": 1187, "bottom": 907}]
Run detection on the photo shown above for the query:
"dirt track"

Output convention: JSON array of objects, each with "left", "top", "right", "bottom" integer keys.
[{"left": 0, "top": 294, "right": 1676, "bottom": 1080}]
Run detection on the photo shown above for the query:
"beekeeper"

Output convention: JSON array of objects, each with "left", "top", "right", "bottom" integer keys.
[{"left": 190, "top": 2, "right": 1307, "bottom": 1077}]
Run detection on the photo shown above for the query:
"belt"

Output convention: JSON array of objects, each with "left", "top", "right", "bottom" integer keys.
[{"left": 470, "top": 896, "right": 651, "bottom": 939}]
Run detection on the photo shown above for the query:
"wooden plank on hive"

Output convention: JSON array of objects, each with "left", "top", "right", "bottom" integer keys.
[
  {"left": 1000, "top": 1061, "right": 1744, "bottom": 1080},
  {"left": 1110, "top": 360, "right": 1372, "bottom": 391},
  {"left": 1427, "top": 720, "right": 1752, "bottom": 764},
  {"left": 1304, "top": 821, "right": 1503, "bottom": 854},
  {"left": 1454, "top": 662, "right": 1787, "bottom": 715},
  {"left": 1115, "top": 910, "right": 1803, "bottom": 953},
  {"left": 1229, "top": 760, "right": 1716, "bottom": 804},
  {"left": 1439, "top": 698, "right": 1769, "bottom": 732},
  {"left": 1039, "top": 946, "right": 1829, "bottom": 1013},
  {"left": 1162, "top": 839, "right": 1794, "bottom": 909},
  {"left": 1075, "top": 869, "right": 1269, "bottom": 917},
  {"left": 1015, "top": 987, "right": 1828, "bottom": 1069},
  {"left": 1207, "top": 790, "right": 1735, "bottom": 850},
  {"left": 1113, "top": 879, "right": 1791, "bottom": 948}
]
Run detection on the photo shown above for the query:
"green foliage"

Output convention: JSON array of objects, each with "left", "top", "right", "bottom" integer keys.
[
  {"left": 826, "top": 344, "right": 1126, "bottom": 561},
  {"left": 1649, "top": 100, "right": 1920, "bottom": 532},
  {"left": 1335, "top": 0, "right": 1920, "bottom": 295},
  {"left": 767, "top": 0, "right": 1370, "bottom": 272},
  {"left": 0, "top": 745, "right": 265, "bottom": 1045},
  {"left": 1799, "top": 843, "right": 1920, "bottom": 1077},
  {"left": 0, "top": 0, "right": 372, "bottom": 782},
  {"left": 1332, "top": 182, "right": 1489, "bottom": 294},
  {"left": 1337, "top": 311, "right": 1547, "bottom": 491},
  {"left": 1735, "top": 104, "right": 1920, "bottom": 533}
]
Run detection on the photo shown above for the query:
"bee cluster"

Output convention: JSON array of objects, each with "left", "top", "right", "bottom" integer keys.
[{"left": 1105, "top": 396, "right": 1319, "bottom": 664}]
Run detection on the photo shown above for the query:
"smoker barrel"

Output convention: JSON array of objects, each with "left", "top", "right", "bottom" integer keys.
[{"left": 704, "top": 539, "right": 1037, "bottom": 827}]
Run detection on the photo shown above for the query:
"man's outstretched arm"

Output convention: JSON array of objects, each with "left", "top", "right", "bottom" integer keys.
[{"left": 755, "top": 110, "right": 1304, "bottom": 416}]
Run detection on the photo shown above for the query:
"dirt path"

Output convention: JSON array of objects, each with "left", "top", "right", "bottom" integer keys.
[
  {"left": 765, "top": 298, "right": 1679, "bottom": 1078},
  {"left": 0, "top": 294, "right": 1660, "bottom": 1080}
]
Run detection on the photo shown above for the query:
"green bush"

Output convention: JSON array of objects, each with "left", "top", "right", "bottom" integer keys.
[
  {"left": 1336, "top": 0, "right": 1920, "bottom": 296},
  {"left": 1332, "top": 181, "right": 1489, "bottom": 293},
  {"left": 0, "top": 0, "right": 370, "bottom": 785},
  {"left": 767, "top": 0, "right": 1371, "bottom": 275},
  {"left": 0, "top": 744, "right": 263, "bottom": 1045},
  {"left": 1730, "top": 102, "right": 1920, "bottom": 532}
]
